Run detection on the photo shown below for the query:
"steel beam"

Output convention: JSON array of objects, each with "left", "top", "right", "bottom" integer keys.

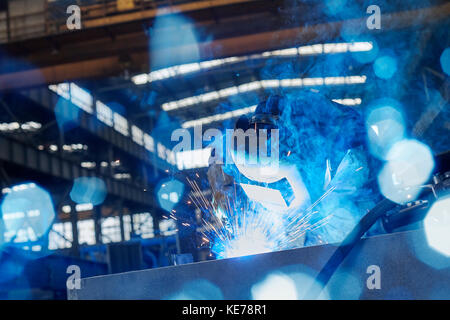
[
  {"left": 82, "top": 0, "right": 257, "bottom": 29},
  {"left": 20, "top": 88, "right": 166, "bottom": 172},
  {"left": 70, "top": 203, "right": 80, "bottom": 256},
  {"left": 0, "top": 2, "right": 449, "bottom": 90},
  {"left": 0, "top": 133, "right": 154, "bottom": 207}
]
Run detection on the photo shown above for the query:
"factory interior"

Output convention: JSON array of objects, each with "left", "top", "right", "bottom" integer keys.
[{"left": 0, "top": 0, "right": 449, "bottom": 301}]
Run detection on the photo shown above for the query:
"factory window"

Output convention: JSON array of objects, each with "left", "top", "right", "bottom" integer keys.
[
  {"left": 132, "top": 42, "right": 372, "bottom": 87},
  {"left": 132, "top": 213, "right": 155, "bottom": 239},
  {"left": 4, "top": 226, "right": 37, "bottom": 244},
  {"left": 159, "top": 219, "right": 177, "bottom": 236},
  {"left": 48, "top": 222, "right": 73, "bottom": 250},
  {"left": 114, "top": 173, "right": 131, "bottom": 180},
  {"left": 182, "top": 105, "right": 256, "bottom": 128},
  {"left": 166, "top": 149, "right": 177, "bottom": 165},
  {"left": 144, "top": 133, "right": 155, "bottom": 152},
  {"left": 70, "top": 83, "right": 94, "bottom": 114},
  {"left": 157, "top": 143, "right": 166, "bottom": 160},
  {"left": 131, "top": 125, "right": 144, "bottom": 146},
  {"left": 123, "top": 215, "right": 132, "bottom": 241},
  {"left": 161, "top": 76, "right": 367, "bottom": 111},
  {"left": 96, "top": 100, "right": 113, "bottom": 127},
  {"left": 77, "top": 219, "right": 96, "bottom": 245},
  {"left": 176, "top": 148, "right": 211, "bottom": 170},
  {"left": 49, "top": 83, "right": 70, "bottom": 100},
  {"left": 113, "top": 112, "right": 129, "bottom": 136},
  {"left": 0, "top": 121, "right": 42, "bottom": 133},
  {"left": 101, "top": 216, "right": 121, "bottom": 243},
  {"left": 76, "top": 203, "right": 94, "bottom": 212}
]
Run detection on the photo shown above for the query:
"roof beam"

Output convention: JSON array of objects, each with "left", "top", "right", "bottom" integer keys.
[
  {"left": 82, "top": 0, "right": 257, "bottom": 29},
  {"left": 0, "top": 2, "right": 449, "bottom": 90}
]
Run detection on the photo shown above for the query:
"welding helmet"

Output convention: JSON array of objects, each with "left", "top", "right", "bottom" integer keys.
[
  {"left": 225, "top": 95, "right": 309, "bottom": 211},
  {"left": 231, "top": 95, "right": 285, "bottom": 174},
  {"left": 207, "top": 95, "right": 286, "bottom": 211},
  {"left": 236, "top": 95, "right": 283, "bottom": 142},
  {"left": 250, "top": 95, "right": 281, "bottom": 129}
]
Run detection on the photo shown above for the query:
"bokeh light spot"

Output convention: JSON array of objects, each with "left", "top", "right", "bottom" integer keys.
[
  {"left": 373, "top": 55, "right": 397, "bottom": 79},
  {"left": 378, "top": 139, "right": 434, "bottom": 204},
  {"left": 251, "top": 272, "right": 298, "bottom": 300},
  {"left": 424, "top": 197, "right": 450, "bottom": 257},
  {"left": 54, "top": 98, "right": 80, "bottom": 131},
  {"left": 326, "top": 270, "right": 362, "bottom": 300},
  {"left": 351, "top": 38, "right": 379, "bottom": 63},
  {"left": 440, "top": 47, "right": 450, "bottom": 76},
  {"left": 167, "top": 279, "right": 223, "bottom": 300},
  {"left": 157, "top": 179, "right": 184, "bottom": 213},
  {"left": 70, "top": 177, "right": 107, "bottom": 206},
  {"left": 366, "top": 103, "right": 405, "bottom": 160},
  {"left": 410, "top": 227, "right": 450, "bottom": 270},
  {"left": 1, "top": 183, "right": 55, "bottom": 246},
  {"left": 251, "top": 270, "right": 329, "bottom": 300},
  {"left": 149, "top": 13, "right": 200, "bottom": 69},
  {"left": 324, "top": 0, "right": 347, "bottom": 16}
]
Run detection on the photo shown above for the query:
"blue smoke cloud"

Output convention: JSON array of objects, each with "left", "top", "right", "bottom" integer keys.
[{"left": 173, "top": 1, "right": 449, "bottom": 257}]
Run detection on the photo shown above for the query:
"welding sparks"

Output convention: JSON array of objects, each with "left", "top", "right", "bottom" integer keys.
[{"left": 187, "top": 178, "right": 336, "bottom": 259}]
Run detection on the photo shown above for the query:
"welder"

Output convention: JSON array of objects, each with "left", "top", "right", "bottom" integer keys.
[{"left": 207, "top": 92, "right": 381, "bottom": 247}]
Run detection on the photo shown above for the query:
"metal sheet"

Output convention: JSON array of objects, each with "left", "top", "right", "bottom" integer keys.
[{"left": 68, "top": 229, "right": 450, "bottom": 300}]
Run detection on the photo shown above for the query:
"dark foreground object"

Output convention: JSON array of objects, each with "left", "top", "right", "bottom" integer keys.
[{"left": 69, "top": 229, "right": 450, "bottom": 300}]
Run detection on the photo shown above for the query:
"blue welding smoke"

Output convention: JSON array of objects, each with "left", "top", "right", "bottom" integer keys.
[
  {"left": 202, "top": 93, "right": 378, "bottom": 258},
  {"left": 180, "top": 1, "right": 449, "bottom": 259}
]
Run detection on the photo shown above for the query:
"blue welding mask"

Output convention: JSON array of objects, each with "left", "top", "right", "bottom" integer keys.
[
  {"left": 230, "top": 92, "right": 370, "bottom": 212},
  {"left": 234, "top": 95, "right": 284, "bottom": 160},
  {"left": 230, "top": 96, "right": 304, "bottom": 211}
]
